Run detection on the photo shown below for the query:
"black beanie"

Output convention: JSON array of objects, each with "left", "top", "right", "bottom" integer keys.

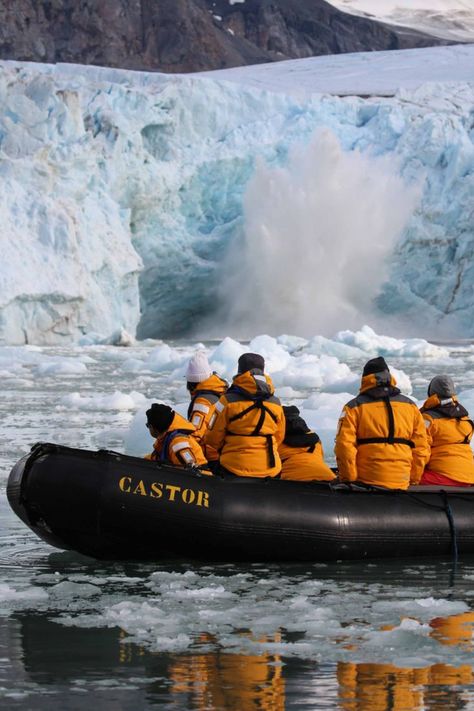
[
  {"left": 146, "top": 403, "right": 174, "bottom": 432},
  {"left": 238, "top": 352, "right": 265, "bottom": 374},
  {"left": 283, "top": 405, "right": 309, "bottom": 436},
  {"left": 362, "top": 356, "right": 389, "bottom": 377}
]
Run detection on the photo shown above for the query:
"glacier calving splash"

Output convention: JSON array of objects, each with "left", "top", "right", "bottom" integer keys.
[{"left": 0, "top": 48, "right": 473, "bottom": 344}]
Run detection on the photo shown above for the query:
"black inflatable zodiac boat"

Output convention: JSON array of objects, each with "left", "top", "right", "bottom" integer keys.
[{"left": 7, "top": 442, "right": 474, "bottom": 562}]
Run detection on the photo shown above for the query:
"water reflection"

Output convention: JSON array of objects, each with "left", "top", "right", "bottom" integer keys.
[
  {"left": 2, "top": 611, "right": 474, "bottom": 709},
  {"left": 168, "top": 633, "right": 284, "bottom": 710},
  {"left": 339, "top": 611, "right": 474, "bottom": 711}
]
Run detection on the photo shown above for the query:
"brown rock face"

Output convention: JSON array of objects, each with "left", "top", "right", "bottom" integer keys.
[{"left": 0, "top": 0, "right": 450, "bottom": 73}]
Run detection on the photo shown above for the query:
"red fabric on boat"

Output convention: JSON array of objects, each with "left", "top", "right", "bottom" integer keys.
[{"left": 420, "top": 469, "right": 474, "bottom": 487}]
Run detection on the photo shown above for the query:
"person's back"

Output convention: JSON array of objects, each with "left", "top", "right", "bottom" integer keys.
[
  {"left": 420, "top": 375, "right": 474, "bottom": 486},
  {"left": 185, "top": 350, "right": 228, "bottom": 462},
  {"left": 334, "top": 357, "right": 429, "bottom": 490},
  {"left": 279, "top": 406, "right": 335, "bottom": 482},
  {"left": 145, "top": 403, "right": 208, "bottom": 469},
  {"left": 204, "top": 353, "right": 285, "bottom": 478}
]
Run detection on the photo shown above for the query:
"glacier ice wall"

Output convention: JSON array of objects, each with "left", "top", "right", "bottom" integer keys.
[{"left": 0, "top": 57, "right": 473, "bottom": 343}]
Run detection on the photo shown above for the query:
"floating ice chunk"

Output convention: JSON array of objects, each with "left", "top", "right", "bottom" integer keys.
[
  {"left": 300, "top": 392, "right": 356, "bottom": 447},
  {"left": 391, "top": 366, "right": 412, "bottom": 395},
  {"left": 276, "top": 335, "right": 309, "bottom": 352},
  {"left": 168, "top": 586, "right": 234, "bottom": 600},
  {"left": 363, "top": 618, "right": 432, "bottom": 651},
  {"left": 61, "top": 390, "right": 147, "bottom": 411},
  {"left": 0, "top": 583, "right": 48, "bottom": 602},
  {"left": 151, "top": 634, "right": 193, "bottom": 652},
  {"left": 78, "top": 328, "right": 135, "bottom": 346},
  {"left": 209, "top": 337, "right": 245, "bottom": 379},
  {"left": 306, "top": 335, "right": 366, "bottom": 359},
  {"left": 144, "top": 344, "right": 185, "bottom": 372},
  {"left": 373, "top": 597, "right": 469, "bottom": 619},
  {"left": 457, "top": 388, "right": 474, "bottom": 415},
  {"left": 335, "top": 326, "right": 449, "bottom": 359},
  {"left": 124, "top": 402, "right": 160, "bottom": 456},
  {"left": 274, "top": 386, "right": 305, "bottom": 400},
  {"left": 49, "top": 581, "right": 101, "bottom": 598},
  {"left": 248, "top": 335, "right": 292, "bottom": 372},
  {"left": 272, "top": 353, "right": 354, "bottom": 391},
  {"left": 120, "top": 357, "right": 148, "bottom": 373},
  {"left": 35, "top": 359, "right": 88, "bottom": 376}
]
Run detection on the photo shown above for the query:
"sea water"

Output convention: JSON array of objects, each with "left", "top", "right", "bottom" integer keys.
[{"left": 2, "top": 338, "right": 474, "bottom": 710}]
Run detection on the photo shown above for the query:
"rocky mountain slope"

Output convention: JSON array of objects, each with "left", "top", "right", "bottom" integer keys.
[{"left": 0, "top": 0, "right": 450, "bottom": 73}]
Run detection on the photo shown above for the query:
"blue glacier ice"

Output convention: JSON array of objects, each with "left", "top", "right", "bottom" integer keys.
[{"left": 0, "top": 45, "right": 473, "bottom": 344}]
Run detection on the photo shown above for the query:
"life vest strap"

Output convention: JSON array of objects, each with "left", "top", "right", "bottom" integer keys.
[
  {"left": 357, "top": 436, "right": 415, "bottom": 448},
  {"left": 357, "top": 395, "right": 414, "bottom": 448},
  {"left": 460, "top": 419, "right": 474, "bottom": 444}
]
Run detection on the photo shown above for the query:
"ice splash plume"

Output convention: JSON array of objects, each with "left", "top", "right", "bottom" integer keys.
[{"left": 215, "top": 130, "right": 421, "bottom": 338}]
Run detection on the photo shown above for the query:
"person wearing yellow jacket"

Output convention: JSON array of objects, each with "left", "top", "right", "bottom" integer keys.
[
  {"left": 334, "top": 356, "right": 429, "bottom": 489},
  {"left": 279, "top": 405, "right": 335, "bottom": 482},
  {"left": 145, "top": 403, "right": 208, "bottom": 469},
  {"left": 419, "top": 375, "right": 474, "bottom": 486},
  {"left": 204, "top": 353, "right": 285, "bottom": 478},
  {"left": 185, "top": 350, "right": 228, "bottom": 464}
]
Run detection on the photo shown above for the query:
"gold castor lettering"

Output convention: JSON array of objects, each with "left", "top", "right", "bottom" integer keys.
[
  {"left": 118, "top": 476, "right": 210, "bottom": 508},
  {"left": 133, "top": 480, "right": 147, "bottom": 496},
  {"left": 182, "top": 488, "right": 196, "bottom": 505},
  {"left": 196, "top": 491, "right": 210, "bottom": 508},
  {"left": 119, "top": 476, "right": 132, "bottom": 493},
  {"left": 166, "top": 484, "right": 181, "bottom": 501},
  {"left": 150, "top": 482, "right": 163, "bottom": 498}
]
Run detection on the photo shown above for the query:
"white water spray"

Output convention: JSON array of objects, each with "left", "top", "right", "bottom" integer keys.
[{"left": 216, "top": 130, "right": 421, "bottom": 337}]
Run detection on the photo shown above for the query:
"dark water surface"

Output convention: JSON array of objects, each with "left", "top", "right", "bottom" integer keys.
[{"left": 2, "top": 343, "right": 474, "bottom": 709}]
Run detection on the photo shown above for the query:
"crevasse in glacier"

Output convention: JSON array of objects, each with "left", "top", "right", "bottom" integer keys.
[{"left": 0, "top": 46, "right": 473, "bottom": 343}]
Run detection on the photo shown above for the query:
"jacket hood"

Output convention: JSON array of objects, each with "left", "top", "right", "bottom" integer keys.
[
  {"left": 157, "top": 412, "right": 196, "bottom": 439},
  {"left": 194, "top": 373, "right": 228, "bottom": 395},
  {"left": 421, "top": 393, "right": 469, "bottom": 419},
  {"left": 360, "top": 372, "right": 398, "bottom": 394},
  {"left": 231, "top": 369, "right": 275, "bottom": 397},
  {"left": 427, "top": 375, "right": 456, "bottom": 399}
]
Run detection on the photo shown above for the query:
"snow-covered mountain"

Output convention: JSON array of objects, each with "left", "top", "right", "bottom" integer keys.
[
  {"left": 327, "top": 0, "right": 474, "bottom": 43},
  {"left": 0, "top": 45, "right": 473, "bottom": 344},
  {"left": 0, "top": 0, "right": 451, "bottom": 74}
]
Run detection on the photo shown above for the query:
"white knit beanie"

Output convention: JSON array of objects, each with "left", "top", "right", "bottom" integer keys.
[{"left": 186, "top": 351, "right": 212, "bottom": 383}]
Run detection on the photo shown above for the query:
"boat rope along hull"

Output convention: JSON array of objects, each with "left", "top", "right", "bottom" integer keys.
[{"left": 7, "top": 442, "right": 474, "bottom": 562}]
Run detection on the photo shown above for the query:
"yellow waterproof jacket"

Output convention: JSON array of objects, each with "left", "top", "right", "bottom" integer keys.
[
  {"left": 147, "top": 412, "right": 208, "bottom": 468},
  {"left": 187, "top": 373, "right": 228, "bottom": 461},
  {"left": 279, "top": 440, "right": 335, "bottom": 481},
  {"left": 204, "top": 370, "right": 285, "bottom": 478},
  {"left": 420, "top": 394, "right": 474, "bottom": 484},
  {"left": 334, "top": 373, "right": 429, "bottom": 489}
]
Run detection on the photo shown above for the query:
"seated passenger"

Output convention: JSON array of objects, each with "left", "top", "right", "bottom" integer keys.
[
  {"left": 185, "top": 350, "right": 228, "bottom": 464},
  {"left": 145, "top": 403, "right": 208, "bottom": 469},
  {"left": 334, "top": 357, "right": 429, "bottom": 490},
  {"left": 204, "top": 353, "right": 285, "bottom": 478},
  {"left": 279, "top": 406, "right": 335, "bottom": 482},
  {"left": 419, "top": 375, "right": 474, "bottom": 486}
]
